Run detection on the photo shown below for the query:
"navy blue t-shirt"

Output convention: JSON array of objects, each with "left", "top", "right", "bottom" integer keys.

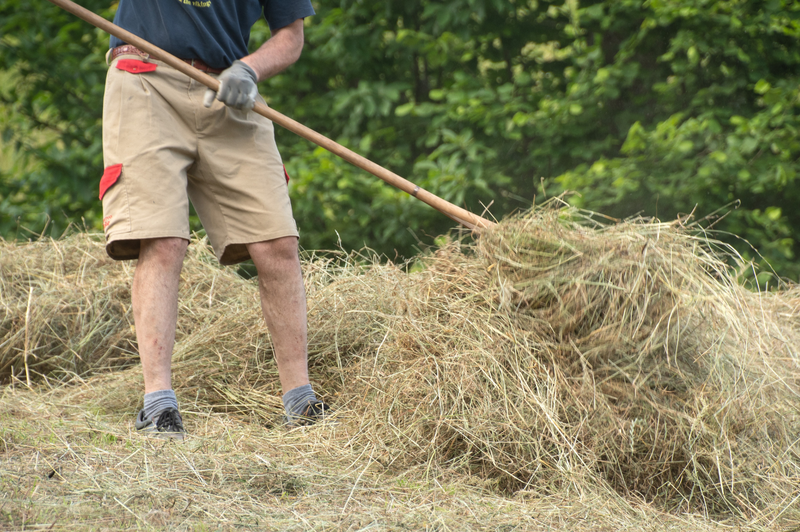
[{"left": 110, "top": 0, "right": 315, "bottom": 69}]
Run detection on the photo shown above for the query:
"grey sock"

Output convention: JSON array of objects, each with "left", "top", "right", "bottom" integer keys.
[
  {"left": 144, "top": 389, "right": 179, "bottom": 421},
  {"left": 282, "top": 384, "right": 317, "bottom": 420}
]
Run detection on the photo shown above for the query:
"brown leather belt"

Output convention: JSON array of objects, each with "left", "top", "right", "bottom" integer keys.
[{"left": 109, "top": 45, "right": 226, "bottom": 74}]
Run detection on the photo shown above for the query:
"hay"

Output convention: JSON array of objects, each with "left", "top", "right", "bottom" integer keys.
[
  {"left": 0, "top": 391, "right": 735, "bottom": 531},
  {"left": 1, "top": 204, "right": 799, "bottom": 527},
  {"left": 0, "top": 234, "right": 136, "bottom": 381}
]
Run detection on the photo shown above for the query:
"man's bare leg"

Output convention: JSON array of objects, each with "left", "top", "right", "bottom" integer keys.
[
  {"left": 132, "top": 237, "right": 188, "bottom": 394},
  {"left": 247, "top": 236, "right": 310, "bottom": 393}
]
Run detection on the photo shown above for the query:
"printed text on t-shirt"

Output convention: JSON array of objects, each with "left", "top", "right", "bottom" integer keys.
[{"left": 177, "top": 0, "right": 211, "bottom": 7}]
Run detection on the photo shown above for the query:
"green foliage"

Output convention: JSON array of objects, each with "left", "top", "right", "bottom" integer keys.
[
  {"left": 0, "top": 0, "right": 112, "bottom": 237},
  {"left": 1, "top": 0, "right": 799, "bottom": 277},
  {"left": 560, "top": 82, "right": 800, "bottom": 283},
  {"left": 557, "top": 1, "right": 800, "bottom": 281}
]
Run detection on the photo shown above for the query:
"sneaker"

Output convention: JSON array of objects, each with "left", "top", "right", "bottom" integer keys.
[
  {"left": 285, "top": 400, "right": 331, "bottom": 428},
  {"left": 135, "top": 407, "right": 186, "bottom": 440}
]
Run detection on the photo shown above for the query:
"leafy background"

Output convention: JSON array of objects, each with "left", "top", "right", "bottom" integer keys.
[{"left": 1, "top": 0, "right": 799, "bottom": 283}]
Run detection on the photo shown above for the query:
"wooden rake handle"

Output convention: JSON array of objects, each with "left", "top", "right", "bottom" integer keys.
[{"left": 47, "top": 0, "right": 496, "bottom": 231}]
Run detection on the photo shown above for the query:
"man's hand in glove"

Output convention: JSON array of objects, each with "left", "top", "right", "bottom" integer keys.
[{"left": 203, "top": 60, "right": 259, "bottom": 111}]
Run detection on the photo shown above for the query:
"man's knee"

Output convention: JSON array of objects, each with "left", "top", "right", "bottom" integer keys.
[
  {"left": 248, "top": 237, "right": 301, "bottom": 278},
  {"left": 139, "top": 238, "right": 189, "bottom": 268},
  {"left": 248, "top": 236, "right": 299, "bottom": 262}
]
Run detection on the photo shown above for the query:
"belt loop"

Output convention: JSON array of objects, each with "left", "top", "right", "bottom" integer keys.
[{"left": 105, "top": 48, "right": 112, "bottom": 65}]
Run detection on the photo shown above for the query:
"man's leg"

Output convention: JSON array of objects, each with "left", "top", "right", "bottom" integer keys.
[
  {"left": 247, "top": 236, "right": 328, "bottom": 426},
  {"left": 131, "top": 237, "right": 188, "bottom": 438},
  {"left": 132, "top": 237, "right": 188, "bottom": 393},
  {"left": 247, "top": 236, "right": 309, "bottom": 392}
]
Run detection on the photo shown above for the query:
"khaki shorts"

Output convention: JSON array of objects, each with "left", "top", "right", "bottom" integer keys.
[{"left": 100, "top": 54, "right": 298, "bottom": 265}]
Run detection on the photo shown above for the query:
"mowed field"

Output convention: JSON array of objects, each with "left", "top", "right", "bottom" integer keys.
[{"left": 2, "top": 206, "right": 799, "bottom": 531}]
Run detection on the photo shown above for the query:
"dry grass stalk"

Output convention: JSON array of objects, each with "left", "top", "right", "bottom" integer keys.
[
  {"left": 1, "top": 204, "right": 799, "bottom": 529},
  {"left": 23, "top": 285, "right": 33, "bottom": 387}
]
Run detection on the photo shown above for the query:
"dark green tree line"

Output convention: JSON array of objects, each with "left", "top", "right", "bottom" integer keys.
[
  {"left": 2, "top": 0, "right": 799, "bottom": 280},
  {"left": 0, "top": 0, "right": 111, "bottom": 237}
]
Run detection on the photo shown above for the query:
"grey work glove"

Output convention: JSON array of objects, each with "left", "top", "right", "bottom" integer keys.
[{"left": 203, "top": 60, "right": 259, "bottom": 111}]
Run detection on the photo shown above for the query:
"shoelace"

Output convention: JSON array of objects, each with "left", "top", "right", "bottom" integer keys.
[{"left": 155, "top": 409, "right": 184, "bottom": 432}]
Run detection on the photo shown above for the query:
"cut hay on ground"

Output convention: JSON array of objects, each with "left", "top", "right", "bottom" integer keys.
[{"left": 1, "top": 204, "right": 799, "bottom": 530}]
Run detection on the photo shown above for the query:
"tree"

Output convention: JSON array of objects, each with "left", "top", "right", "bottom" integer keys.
[
  {"left": 0, "top": 0, "right": 111, "bottom": 237},
  {"left": 267, "top": 0, "right": 800, "bottom": 278},
  {"left": 556, "top": 0, "right": 800, "bottom": 283},
  {"left": 2, "top": 0, "right": 799, "bottom": 279}
]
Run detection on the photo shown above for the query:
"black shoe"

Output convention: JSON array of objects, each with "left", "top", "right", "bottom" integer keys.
[
  {"left": 285, "top": 400, "right": 331, "bottom": 428},
  {"left": 135, "top": 407, "right": 186, "bottom": 440}
]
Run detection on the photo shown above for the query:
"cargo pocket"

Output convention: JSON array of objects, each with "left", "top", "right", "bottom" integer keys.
[
  {"left": 115, "top": 59, "right": 157, "bottom": 74},
  {"left": 99, "top": 164, "right": 123, "bottom": 200}
]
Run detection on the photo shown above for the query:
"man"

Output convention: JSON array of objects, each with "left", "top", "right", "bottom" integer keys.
[{"left": 99, "top": 0, "right": 325, "bottom": 439}]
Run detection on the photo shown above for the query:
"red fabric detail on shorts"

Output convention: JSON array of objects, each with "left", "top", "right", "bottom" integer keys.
[
  {"left": 283, "top": 165, "right": 290, "bottom": 183},
  {"left": 115, "top": 59, "right": 157, "bottom": 74},
  {"left": 99, "top": 164, "right": 122, "bottom": 200}
]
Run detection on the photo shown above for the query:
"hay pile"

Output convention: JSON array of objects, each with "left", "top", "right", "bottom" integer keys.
[
  {"left": 0, "top": 235, "right": 136, "bottom": 381},
  {"left": 1, "top": 205, "right": 799, "bottom": 526}
]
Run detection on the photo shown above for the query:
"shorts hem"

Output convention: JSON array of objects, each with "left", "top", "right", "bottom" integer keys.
[
  {"left": 217, "top": 229, "right": 300, "bottom": 265},
  {"left": 105, "top": 230, "right": 191, "bottom": 261}
]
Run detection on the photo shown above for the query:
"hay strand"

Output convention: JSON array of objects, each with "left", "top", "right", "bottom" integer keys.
[{"left": 23, "top": 285, "right": 33, "bottom": 388}]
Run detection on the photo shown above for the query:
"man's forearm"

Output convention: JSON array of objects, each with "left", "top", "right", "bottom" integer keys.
[{"left": 240, "top": 19, "right": 304, "bottom": 82}]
